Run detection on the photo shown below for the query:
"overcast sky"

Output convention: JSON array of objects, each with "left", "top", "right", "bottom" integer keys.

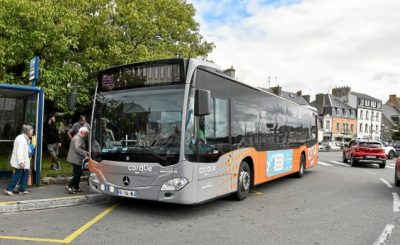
[{"left": 188, "top": 0, "right": 400, "bottom": 102}]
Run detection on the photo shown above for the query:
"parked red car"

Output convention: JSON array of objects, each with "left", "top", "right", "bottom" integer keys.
[
  {"left": 342, "top": 140, "right": 386, "bottom": 168},
  {"left": 395, "top": 157, "right": 400, "bottom": 186}
]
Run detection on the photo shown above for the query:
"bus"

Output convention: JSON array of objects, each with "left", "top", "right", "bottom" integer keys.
[{"left": 88, "top": 58, "right": 318, "bottom": 204}]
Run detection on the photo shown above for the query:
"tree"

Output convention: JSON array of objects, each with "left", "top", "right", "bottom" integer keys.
[
  {"left": 0, "top": 0, "right": 214, "bottom": 112},
  {"left": 393, "top": 124, "right": 400, "bottom": 141}
]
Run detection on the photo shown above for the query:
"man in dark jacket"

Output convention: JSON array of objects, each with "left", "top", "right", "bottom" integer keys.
[
  {"left": 44, "top": 114, "right": 61, "bottom": 170},
  {"left": 66, "top": 127, "right": 89, "bottom": 194}
]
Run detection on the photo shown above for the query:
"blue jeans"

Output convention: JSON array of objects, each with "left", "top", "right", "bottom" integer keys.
[{"left": 6, "top": 169, "right": 29, "bottom": 192}]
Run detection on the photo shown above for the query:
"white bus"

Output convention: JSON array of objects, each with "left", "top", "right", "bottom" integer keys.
[{"left": 88, "top": 58, "right": 318, "bottom": 204}]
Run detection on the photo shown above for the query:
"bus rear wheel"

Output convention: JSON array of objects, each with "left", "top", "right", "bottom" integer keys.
[
  {"left": 295, "top": 153, "right": 305, "bottom": 178},
  {"left": 234, "top": 161, "right": 251, "bottom": 200}
]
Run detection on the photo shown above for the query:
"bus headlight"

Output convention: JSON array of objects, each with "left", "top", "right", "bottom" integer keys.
[{"left": 161, "top": 178, "right": 189, "bottom": 191}]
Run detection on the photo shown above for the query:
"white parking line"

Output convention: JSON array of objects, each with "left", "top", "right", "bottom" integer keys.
[
  {"left": 387, "top": 166, "right": 395, "bottom": 169},
  {"left": 373, "top": 224, "right": 395, "bottom": 245},
  {"left": 318, "top": 161, "right": 333, "bottom": 166},
  {"left": 330, "top": 161, "right": 350, "bottom": 167},
  {"left": 380, "top": 178, "right": 393, "bottom": 188},
  {"left": 392, "top": 193, "right": 400, "bottom": 212}
]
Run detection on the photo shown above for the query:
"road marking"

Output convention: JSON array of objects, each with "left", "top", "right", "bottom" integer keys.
[
  {"left": 330, "top": 161, "right": 350, "bottom": 167},
  {"left": 0, "top": 203, "right": 118, "bottom": 244},
  {"left": 250, "top": 190, "right": 263, "bottom": 195},
  {"left": 392, "top": 193, "right": 400, "bottom": 212},
  {"left": 318, "top": 161, "right": 333, "bottom": 166},
  {"left": 373, "top": 224, "right": 395, "bottom": 245},
  {"left": 360, "top": 169, "right": 376, "bottom": 176},
  {"left": 380, "top": 178, "right": 393, "bottom": 188},
  {"left": 387, "top": 166, "right": 395, "bottom": 169},
  {"left": 63, "top": 203, "right": 118, "bottom": 243}
]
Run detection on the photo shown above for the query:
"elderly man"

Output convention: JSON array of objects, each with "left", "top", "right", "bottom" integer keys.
[
  {"left": 67, "top": 115, "right": 91, "bottom": 140},
  {"left": 4, "top": 125, "right": 34, "bottom": 196},
  {"left": 66, "top": 126, "right": 89, "bottom": 194}
]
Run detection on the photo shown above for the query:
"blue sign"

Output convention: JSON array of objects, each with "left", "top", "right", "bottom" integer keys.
[
  {"left": 29, "top": 56, "right": 40, "bottom": 83},
  {"left": 266, "top": 149, "right": 293, "bottom": 177}
]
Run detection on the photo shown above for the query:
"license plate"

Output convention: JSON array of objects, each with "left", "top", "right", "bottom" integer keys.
[
  {"left": 365, "top": 156, "right": 376, "bottom": 159},
  {"left": 117, "top": 189, "right": 138, "bottom": 198}
]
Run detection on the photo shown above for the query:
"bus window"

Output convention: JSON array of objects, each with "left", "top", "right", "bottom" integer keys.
[{"left": 232, "top": 101, "right": 258, "bottom": 148}]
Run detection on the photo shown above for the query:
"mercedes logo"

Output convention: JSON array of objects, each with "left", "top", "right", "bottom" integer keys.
[{"left": 122, "top": 176, "right": 130, "bottom": 186}]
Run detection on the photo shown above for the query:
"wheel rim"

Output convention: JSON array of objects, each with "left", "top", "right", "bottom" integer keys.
[
  {"left": 239, "top": 169, "right": 250, "bottom": 191},
  {"left": 389, "top": 152, "right": 394, "bottom": 159},
  {"left": 300, "top": 156, "right": 305, "bottom": 175}
]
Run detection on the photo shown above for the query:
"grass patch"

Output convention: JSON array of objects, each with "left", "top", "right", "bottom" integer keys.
[{"left": 40, "top": 154, "right": 73, "bottom": 178}]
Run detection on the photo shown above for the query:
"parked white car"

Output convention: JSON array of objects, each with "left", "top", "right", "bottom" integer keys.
[
  {"left": 382, "top": 143, "right": 396, "bottom": 159},
  {"left": 322, "top": 141, "right": 342, "bottom": 151}
]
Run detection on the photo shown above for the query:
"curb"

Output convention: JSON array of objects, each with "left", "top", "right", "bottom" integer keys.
[
  {"left": 41, "top": 176, "right": 88, "bottom": 185},
  {"left": 0, "top": 194, "right": 117, "bottom": 214}
]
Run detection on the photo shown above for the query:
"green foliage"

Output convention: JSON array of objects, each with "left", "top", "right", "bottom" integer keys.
[
  {"left": 393, "top": 124, "right": 400, "bottom": 141},
  {"left": 0, "top": 0, "right": 214, "bottom": 112}
]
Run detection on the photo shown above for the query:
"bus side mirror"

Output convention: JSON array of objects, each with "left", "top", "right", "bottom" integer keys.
[{"left": 194, "top": 89, "right": 211, "bottom": 116}]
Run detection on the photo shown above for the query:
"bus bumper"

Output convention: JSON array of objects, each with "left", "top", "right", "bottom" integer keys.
[{"left": 89, "top": 177, "right": 198, "bottom": 205}]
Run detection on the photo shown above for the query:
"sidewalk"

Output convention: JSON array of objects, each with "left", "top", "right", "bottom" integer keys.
[{"left": 0, "top": 177, "right": 116, "bottom": 213}]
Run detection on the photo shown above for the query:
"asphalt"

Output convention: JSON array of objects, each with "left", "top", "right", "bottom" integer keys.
[{"left": 0, "top": 177, "right": 116, "bottom": 214}]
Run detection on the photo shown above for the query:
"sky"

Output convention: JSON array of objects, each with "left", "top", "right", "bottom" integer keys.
[{"left": 188, "top": 0, "right": 400, "bottom": 102}]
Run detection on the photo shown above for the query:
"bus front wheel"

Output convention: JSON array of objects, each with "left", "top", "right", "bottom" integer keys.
[{"left": 234, "top": 161, "right": 251, "bottom": 200}]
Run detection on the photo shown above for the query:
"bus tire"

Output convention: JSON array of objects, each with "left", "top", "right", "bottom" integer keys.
[
  {"left": 295, "top": 153, "right": 305, "bottom": 178},
  {"left": 234, "top": 161, "right": 251, "bottom": 200}
]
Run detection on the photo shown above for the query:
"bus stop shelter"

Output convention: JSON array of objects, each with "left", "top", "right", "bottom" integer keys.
[{"left": 0, "top": 84, "right": 44, "bottom": 186}]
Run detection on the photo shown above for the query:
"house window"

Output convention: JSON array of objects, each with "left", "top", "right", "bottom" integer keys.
[
  {"left": 325, "top": 120, "right": 330, "bottom": 130},
  {"left": 360, "top": 110, "right": 363, "bottom": 119},
  {"left": 337, "top": 123, "right": 340, "bottom": 131},
  {"left": 365, "top": 100, "right": 370, "bottom": 106},
  {"left": 344, "top": 110, "right": 347, "bottom": 117},
  {"left": 360, "top": 123, "right": 363, "bottom": 132},
  {"left": 376, "top": 125, "right": 379, "bottom": 133},
  {"left": 365, "top": 124, "right": 368, "bottom": 133},
  {"left": 371, "top": 111, "right": 374, "bottom": 121},
  {"left": 336, "top": 108, "right": 340, "bottom": 116},
  {"left": 360, "top": 99, "right": 364, "bottom": 105},
  {"left": 376, "top": 112, "right": 380, "bottom": 122},
  {"left": 366, "top": 111, "right": 369, "bottom": 120},
  {"left": 351, "top": 124, "right": 354, "bottom": 132}
]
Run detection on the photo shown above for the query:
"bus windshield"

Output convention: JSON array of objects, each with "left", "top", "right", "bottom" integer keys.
[{"left": 92, "top": 86, "right": 185, "bottom": 166}]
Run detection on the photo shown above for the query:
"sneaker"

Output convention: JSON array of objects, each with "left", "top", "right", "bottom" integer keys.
[
  {"left": 51, "top": 166, "right": 57, "bottom": 171},
  {"left": 19, "top": 190, "right": 29, "bottom": 195},
  {"left": 4, "top": 190, "right": 14, "bottom": 196},
  {"left": 65, "top": 186, "right": 75, "bottom": 194}
]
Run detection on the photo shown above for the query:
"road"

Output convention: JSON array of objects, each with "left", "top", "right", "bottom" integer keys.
[{"left": 1, "top": 151, "right": 400, "bottom": 245}]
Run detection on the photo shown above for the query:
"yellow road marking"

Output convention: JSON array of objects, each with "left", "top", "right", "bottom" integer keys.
[
  {"left": 0, "top": 235, "right": 65, "bottom": 243},
  {"left": 0, "top": 203, "right": 118, "bottom": 244},
  {"left": 63, "top": 203, "right": 118, "bottom": 244},
  {"left": 0, "top": 201, "right": 17, "bottom": 205},
  {"left": 250, "top": 190, "right": 263, "bottom": 195}
]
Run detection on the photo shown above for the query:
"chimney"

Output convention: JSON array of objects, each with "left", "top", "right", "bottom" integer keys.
[
  {"left": 271, "top": 86, "right": 282, "bottom": 96},
  {"left": 224, "top": 66, "right": 235, "bottom": 79},
  {"left": 297, "top": 90, "right": 302, "bottom": 96},
  {"left": 389, "top": 94, "right": 397, "bottom": 105}
]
